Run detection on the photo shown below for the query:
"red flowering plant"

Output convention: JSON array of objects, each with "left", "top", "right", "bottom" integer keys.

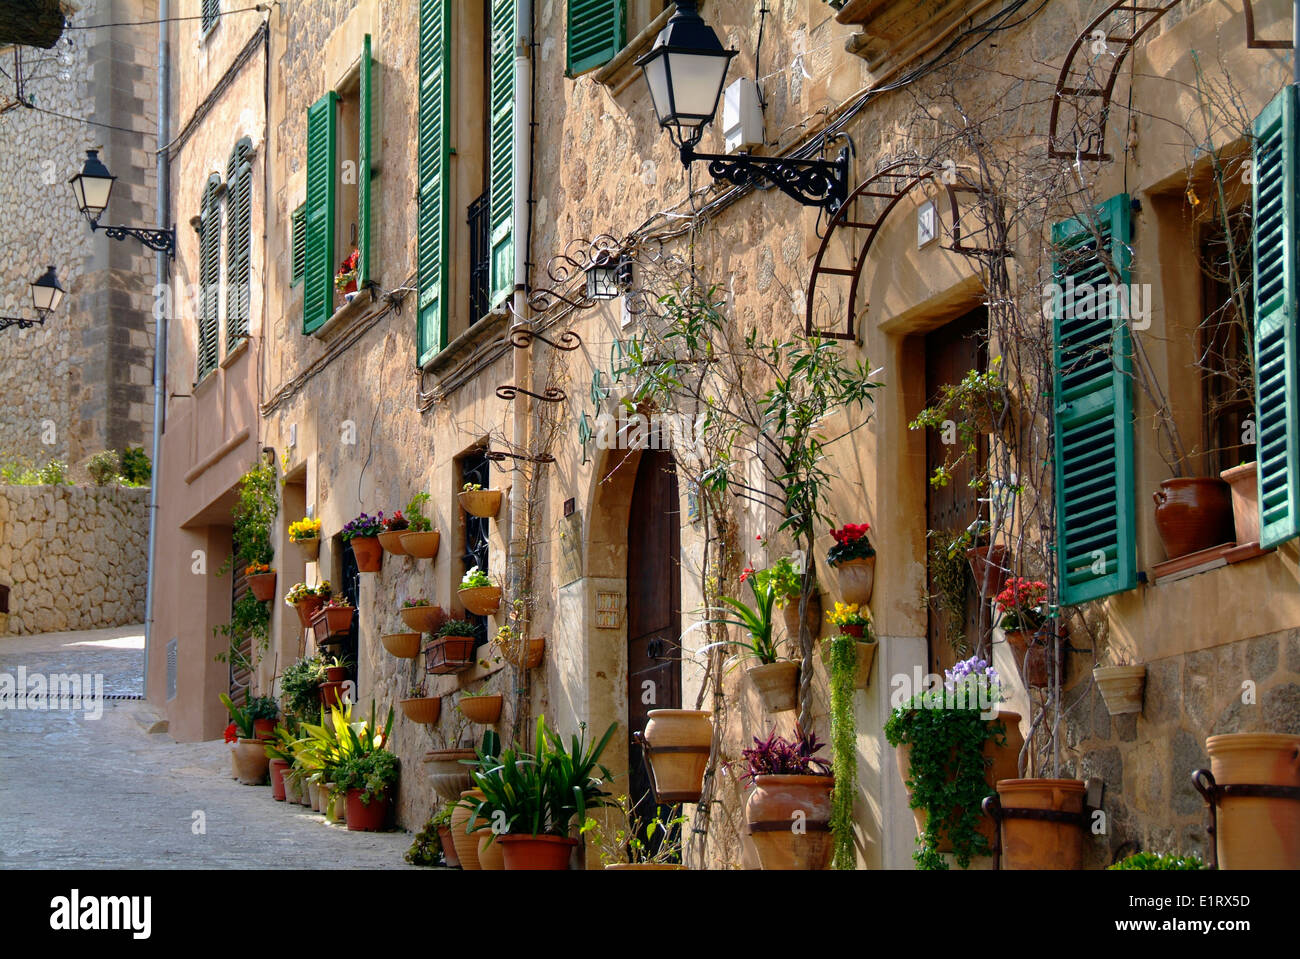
[
  {"left": 334, "top": 248, "right": 360, "bottom": 293},
  {"left": 224, "top": 721, "right": 238, "bottom": 744},
  {"left": 382, "top": 510, "right": 410, "bottom": 532},
  {"left": 994, "top": 577, "right": 1048, "bottom": 632},
  {"left": 826, "top": 522, "right": 875, "bottom": 567}
]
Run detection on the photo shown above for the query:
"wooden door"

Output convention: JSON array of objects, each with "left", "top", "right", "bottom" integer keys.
[
  {"left": 924, "top": 308, "right": 988, "bottom": 676},
  {"left": 626, "top": 448, "right": 682, "bottom": 824}
]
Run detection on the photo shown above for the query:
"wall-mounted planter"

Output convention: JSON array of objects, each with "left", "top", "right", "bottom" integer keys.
[
  {"left": 247, "top": 571, "right": 277, "bottom": 602},
  {"left": 400, "top": 530, "right": 441, "bottom": 559},
  {"left": 349, "top": 536, "right": 383, "bottom": 573},
  {"left": 381, "top": 632, "right": 422, "bottom": 658},
  {"left": 293, "top": 536, "right": 320, "bottom": 562},
  {"left": 400, "top": 604, "right": 447, "bottom": 633},
  {"left": 427, "top": 634, "right": 477, "bottom": 674},
  {"left": 377, "top": 530, "right": 409, "bottom": 556},
  {"left": 1220, "top": 461, "right": 1260, "bottom": 547},
  {"left": 966, "top": 543, "right": 1009, "bottom": 598},
  {"left": 496, "top": 635, "right": 545, "bottom": 670},
  {"left": 746, "top": 661, "right": 799, "bottom": 713},
  {"left": 459, "top": 488, "right": 503, "bottom": 518},
  {"left": 745, "top": 774, "right": 834, "bottom": 870},
  {"left": 311, "top": 606, "right": 355, "bottom": 645},
  {"left": 833, "top": 556, "right": 875, "bottom": 605},
  {"left": 782, "top": 590, "right": 822, "bottom": 642},
  {"left": 424, "top": 748, "right": 477, "bottom": 802},
  {"left": 294, "top": 595, "right": 325, "bottom": 630},
  {"left": 398, "top": 696, "right": 442, "bottom": 725},
  {"left": 459, "top": 694, "right": 503, "bottom": 725},
  {"left": 638, "top": 709, "right": 713, "bottom": 804},
  {"left": 1003, "top": 628, "right": 1051, "bottom": 688},
  {"left": 820, "top": 634, "right": 877, "bottom": 689},
  {"left": 1152, "top": 477, "right": 1234, "bottom": 559},
  {"left": 459, "top": 585, "right": 502, "bottom": 616},
  {"left": 1093, "top": 665, "right": 1146, "bottom": 715}
]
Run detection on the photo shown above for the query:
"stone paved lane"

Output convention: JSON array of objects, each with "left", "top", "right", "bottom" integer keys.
[{"left": 0, "top": 627, "right": 417, "bottom": 869}]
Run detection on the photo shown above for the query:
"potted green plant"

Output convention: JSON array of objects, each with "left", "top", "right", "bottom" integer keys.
[
  {"left": 399, "top": 492, "right": 441, "bottom": 559},
  {"left": 288, "top": 516, "right": 322, "bottom": 561},
  {"left": 462, "top": 717, "right": 617, "bottom": 870},
  {"left": 908, "top": 359, "right": 1009, "bottom": 486},
  {"left": 377, "top": 509, "right": 410, "bottom": 555},
  {"left": 458, "top": 481, "right": 502, "bottom": 519},
  {"left": 400, "top": 596, "right": 447, "bottom": 633},
  {"left": 280, "top": 655, "right": 327, "bottom": 722},
  {"left": 428, "top": 619, "right": 478, "bottom": 674},
  {"left": 757, "top": 556, "right": 821, "bottom": 642},
  {"left": 735, "top": 725, "right": 834, "bottom": 870},
  {"left": 458, "top": 686, "right": 503, "bottom": 725},
  {"left": 245, "top": 695, "right": 279, "bottom": 740},
  {"left": 341, "top": 512, "right": 384, "bottom": 572},
  {"left": 335, "top": 746, "right": 399, "bottom": 832},
  {"left": 263, "top": 724, "right": 298, "bottom": 801},
  {"left": 221, "top": 693, "right": 270, "bottom": 786},
  {"left": 581, "top": 794, "right": 687, "bottom": 870},
  {"left": 458, "top": 566, "right": 502, "bottom": 616},
  {"left": 704, "top": 571, "right": 796, "bottom": 713},
  {"left": 1108, "top": 851, "right": 1206, "bottom": 870},
  {"left": 286, "top": 580, "right": 331, "bottom": 629},
  {"left": 994, "top": 576, "right": 1050, "bottom": 687},
  {"left": 823, "top": 601, "right": 876, "bottom": 689},
  {"left": 827, "top": 522, "right": 875, "bottom": 605}
]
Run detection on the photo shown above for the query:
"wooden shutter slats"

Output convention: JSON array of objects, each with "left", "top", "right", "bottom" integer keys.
[
  {"left": 303, "top": 91, "right": 338, "bottom": 333},
  {"left": 567, "top": 0, "right": 624, "bottom": 76},
  {"left": 358, "top": 35, "right": 373, "bottom": 286},
  {"left": 225, "top": 137, "right": 253, "bottom": 349},
  {"left": 416, "top": 0, "right": 450, "bottom": 364},
  {"left": 197, "top": 173, "right": 221, "bottom": 380},
  {"left": 488, "top": 0, "right": 516, "bottom": 309}
]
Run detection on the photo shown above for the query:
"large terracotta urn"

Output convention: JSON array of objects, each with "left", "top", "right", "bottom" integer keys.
[
  {"left": 424, "top": 748, "right": 477, "bottom": 803},
  {"left": 992, "top": 778, "right": 1086, "bottom": 870},
  {"left": 233, "top": 738, "right": 270, "bottom": 785},
  {"left": 1152, "top": 477, "right": 1234, "bottom": 559},
  {"left": 1200, "top": 733, "right": 1300, "bottom": 870},
  {"left": 745, "top": 774, "right": 834, "bottom": 870},
  {"left": 449, "top": 790, "right": 484, "bottom": 870},
  {"left": 640, "top": 709, "right": 712, "bottom": 804}
]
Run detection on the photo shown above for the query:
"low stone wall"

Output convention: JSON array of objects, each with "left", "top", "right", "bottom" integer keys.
[{"left": 0, "top": 485, "right": 150, "bottom": 634}]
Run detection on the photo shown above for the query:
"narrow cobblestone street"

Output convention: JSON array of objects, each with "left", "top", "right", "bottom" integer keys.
[{"left": 0, "top": 628, "right": 416, "bottom": 869}]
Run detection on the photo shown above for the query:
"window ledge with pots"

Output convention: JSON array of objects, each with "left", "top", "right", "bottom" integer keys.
[
  {"left": 312, "top": 286, "right": 380, "bottom": 343},
  {"left": 1149, "top": 540, "right": 1274, "bottom": 585}
]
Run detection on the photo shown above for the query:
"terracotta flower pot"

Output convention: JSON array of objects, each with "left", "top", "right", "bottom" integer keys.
[
  {"left": 294, "top": 595, "right": 325, "bottom": 629},
  {"left": 478, "top": 832, "right": 507, "bottom": 870},
  {"left": 349, "top": 535, "right": 384, "bottom": 572},
  {"left": 966, "top": 544, "right": 1010, "bottom": 598},
  {"left": 640, "top": 709, "right": 713, "bottom": 804},
  {"left": 896, "top": 709, "right": 1023, "bottom": 859},
  {"left": 346, "top": 788, "right": 390, "bottom": 831},
  {"left": 253, "top": 718, "right": 276, "bottom": 740},
  {"left": 400, "top": 604, "right": 447, "bottom": 633},
  {"left": 1093, "top": 665, "right": 1146, "bottom": 716},
  {"left": 834, "top": 556, "right": 875, "bottom": 605},
  {"left": 424, "top": 748, "right": 478, "bottom": 802},
  {"left": 233, "top": 738, "right": 270, "bottom": 785},
  {"left": 376, "top": 530, "right": 409, "bottom": 555},
  {"left": 325, "top": 665, "right": 347, "bottom": 683},
  {"left": 1004, "top": 628, "right": 1052, "bottom": 688},
  {"left": 498, "top": 834, "right": 577, "bottom": 870},
  {"left": 1220, "top": 461, "right": 1260, "bottom": 546},
  {"left": 820, "top": 636, "right": 877, "bottom": 689},
  {"left": 1152, "top": 477, "right": 1234, "bottom": 559},
  {"left": 438, "top": 826, "right": 462, "bottom": 867},
  {"left": 269, "top": 757, "right": 289, "bottom": 800},
  {"left": 381, "top": 632, "right": 422, "bottom": 658},
  {"left": 459, "top": 694, "right": 503, "bottom": 725},
  {"left": 293, "top": 536, "right": 320, "bottom": 561},
  {"left": 459, "top": 585, "right": 502, "bottom": 616},
  {"left": 247, "top": 571, "right": 277, "bottom": 602},
  {"left": 283, "top": 771, "right": 303, "bottom": 805},
  {"left": 319, "top": 681, "right": 345, "bottom": 708},
  {"left": 398, "top": 696, "right": 442, "bottom": 725},
  {"left": 1203, "top": 733, "right": 1300, "bottom": 869},
  {"left": 993, "top": 778, "right": 1086, "bottom": 870},
  {"left": 497, "top": 635, "right": 546, "bottom": 669},
  {"left": 746, "top": 660, "right": 799, "bottom": 713},
  {"left": 781, "top": 591, "right": 822, "bottom": 642},
  {"left": 745, "top": 774, "right": 834, "bottom": 870},
  {"left": 426, "top": 634, "right": 477, "bottom": 674},
  {"left": 229, "top": 743, "right": 238, "bottom": 779},
  {"left": 399, "top": 530, "right": 441, "bottom": 559},
  {"left": 449, "top": 790, "right": 484, "bottom": 870},
  {"left": 459, "top": 488, "right": 503, "bottom": 518},
  {"left": 312, "top": 606, "right": 355, "bottom": 645}
]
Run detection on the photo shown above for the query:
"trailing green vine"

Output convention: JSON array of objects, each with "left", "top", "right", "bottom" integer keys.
[
  {"left": 220, "top": 461, "right": 279, "bottom": 574},
  {"left": 827, "top": 632, "right": 858, "bottom": 870}
]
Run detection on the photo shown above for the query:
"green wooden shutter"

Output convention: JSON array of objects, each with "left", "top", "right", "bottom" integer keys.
[
  {"left": 197, "top": 174, "right": 222, "bottom": 380},
  {"left": 358, "top": 34, "right": 374, "bottom": 286},
  {"left": 417, "top": 0, "right": 450, "bottom": 364},
  {"left": 226, "top": 137, "right": 253, "bottom": 349},
  {"left": 1253, "top": 85, "right": 1300, "bottom": 549},
  {"left": 291, "top": 204, "right": 306, "bottom": 286},
  {"left": 567, "top": 0, "right": 625, "bottom": 76},
  {"left": 488, "top": 0, "right": 517, "bottom": 310},
  {"left": 1052, "top": 192, "right": 1137, "bottom": 605},
  {"left": 202, "top": 0, "right": 219, "bottom": 33},
  {"left": 303, "top": 91, "right": 338, "bottom": 334}
]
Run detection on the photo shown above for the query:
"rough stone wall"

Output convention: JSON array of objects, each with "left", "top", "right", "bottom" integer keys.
[
  {"left": 0, "top": 484, "right": 149, "bottom": 634},
  {"left": 0, "top": 0, "right": 157, "bottom": 476}
]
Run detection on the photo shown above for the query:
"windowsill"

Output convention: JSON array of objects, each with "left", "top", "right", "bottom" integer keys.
[
  {"left": 422, "top": 308, "right": 510, "bottom": 376},
  {"left": 193, "top": 366, "right": 219, "bottom": 395},
  {"left": 1149, "top": 540, "right": 1275, "bottom": 585},
  {"left": 220, "top": 336, "right": 249, "bottom": 369},
  {"left": 592, "top": 5, "right": 675, "bottom": 95},
  {"left": 311, "top": 287, "right": 379, "bottom": 343}
]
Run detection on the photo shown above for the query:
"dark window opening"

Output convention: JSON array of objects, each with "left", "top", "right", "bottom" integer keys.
[
  {"left": 460, "top": 450, "right": 491, "bottom": 650},
  {"left": 468, "top": 190, "right": 491, "bottom": 324},
  {"left": 1200, "top": 221, "right": 1256, "bottom": 474}
]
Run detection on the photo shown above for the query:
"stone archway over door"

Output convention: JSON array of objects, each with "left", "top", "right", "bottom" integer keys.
[{"left": 626, "top": 448, "right": 682, "bottom": 823}]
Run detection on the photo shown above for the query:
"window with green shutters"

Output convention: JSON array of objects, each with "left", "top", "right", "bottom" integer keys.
[
  {"left": 417, "top": 0, "right": 450, "bottom": 364},
  {"left": 225, "top": 137, "right": 253, "bottom": 349},
  {"left": 567, "top": 0, "right": 625, "bottom": 76},
  {"left": 358, "top": 34, "right": 374, "bottom": 286},
  {"left": 488, "top": 0, "right": 517, "bottom": 310},
  {"left": 1052, "top": 192, "right": 1138, "bottom": 606},
  {"left": 197, "top": 173, "right": 222, "bottom": 381},
  {"left": 291, "top": 204, "right": 306, "bottom": 286},
  {"left": 303, "top": 91, "right": 338, "bottom": 334},
  {"left": 1252, "top": 85, "right": 1300, "bottom": 549}
]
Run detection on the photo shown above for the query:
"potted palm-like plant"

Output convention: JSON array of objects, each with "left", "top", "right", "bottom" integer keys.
[
  {"left": 341, "top": 512, "right": 384, "bottom": 572},
  {"left": 399, "top": 492, "right": 441, "bottom": 559},
  {"left": 462, "top": 717, "right": 617, "bottom": 870},
  {"left": 288, "top": 516, "right": 322, "bottom": 561},
  {"left": 827, "top": 523, "right": 875, "bottom": 605},
  {"left": 245, "top": 695, "right": 279, "bottom": 740},
  {"left": 458, "top": 566, "right": 502, "bottom": 616},
  {"left": 736, "top": 725, "right": 834, "bottom": 870},
  {"left": 704, "top": 570, "right": 796, "bottom": 713},
  {"left": 459, "top": 481, "right": 502, "bottom": 519}
]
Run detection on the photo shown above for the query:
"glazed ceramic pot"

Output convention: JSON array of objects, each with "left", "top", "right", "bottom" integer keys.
[
  {"left": 1093, "top": 665, "right": 1146, "bottom": 715},
  {"left": 399, "top": 530, "right": 441, "bottom": 559},
  {"left": 377, "top": 530, "right": 409, "bottom": 555},
  {"left": 459, "top": 694, "right": 503, "bottom": 725},
  {"left": 640, "top": 709, "right": 712, "bottom": 804},
  {"left": 745, "top": 774, "right": 834, "bottom": 870},
  {"left": 247, "top": 571, "right": 277, "bottom": 602},
  {"left": 1220, "top": 462, "right": 1260, "bottom": 546},
  {"left": 993, "top": 778, "right": 1086, "bottom": 870},
  {"left": 398, "top": 696, "right": 442, "bottom": 725},
  {"left": 834, "top": 556, "right": 875, "bottom": 605},
  {"left": 349, "top": 535, "right": 383, "bottom": 572},
  {"left": 459, "top": 488, "right": 503, "bottom": 518},
  {"left": 381, "top": 632, "right": 422, "bottom": 658},
  {"left": 345, "top": 789, "right": 389, "bottom": 831},
  {"left": 746, "top": 661, "right": 799, "bottom": 713},
  {"left": 1203, "top": 733, "right": 1300, "bottom": 870},
  {"left": 424, "top": 748, "right": 477, "bottom": 803},
  {"left": 233, "top": 739, "right": 270, "bottom": 785},
  {"left": 498, "top": 834, "right": 577, "bottom": 870},
  {"left": 459, "top": 585, "right": 502, "bottom": 616},
  {"left": 1152, "top": 477, "right": 1234, "bottom": 559}
]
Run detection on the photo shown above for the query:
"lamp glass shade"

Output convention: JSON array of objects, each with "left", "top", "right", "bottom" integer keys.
[
  {"left": 636, "top": 1, "right": 736, "bottom": 150},
  {"left": 70, "top": 150, "right": 116, "bottom": 217},
  {"left": 586, "top": 262, "right": 621, "bottom": 301},
  {"left": 664, "top": 50, "right": 732, "bottom": 126},
  {"left": 30, "top": 266, "right": 64, "bottom": 314}
]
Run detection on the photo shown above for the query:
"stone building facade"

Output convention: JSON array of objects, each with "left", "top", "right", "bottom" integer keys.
[
  {"left": 147, "top": 0, "right": 1300, "bottom": 869},
  {"left": 0, "top": 0, "right": 158, "bottom": 476}
]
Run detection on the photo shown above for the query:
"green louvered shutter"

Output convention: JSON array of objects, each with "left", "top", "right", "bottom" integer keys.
[
  {"left": 488, "top": 0, "right": 517, "bottom": 310},
  {"left": 358, "top": 34, "right": 374, "bottom": 286},
  {"left": 417, "top": 0, "right": 450, "bottom": 364},
  {"left": 567, "top": 0, "right": 624, "bottom": 76},
  {"left": 197, "top": 174, "right": 222, "bottom": 380},
  {"left": 303, "top": 91, "right": 338, "bottom": 333},
  {"left": 226, "top": 137, "right": 253, "bottom": 349},
  {"left": 291, "top": 204, "right": 306, "bottom": 286},
  {"left": 1253, "top": 85, "right": 1300, "bottom": 549},
  {"left": 202, "top": 0, "right": 219, "bottom": 32},
  {"left": 1052, "top": 193, "right": 1138, "bottom": 605}
]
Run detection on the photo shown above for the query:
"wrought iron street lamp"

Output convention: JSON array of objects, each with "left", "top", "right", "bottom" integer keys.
[
  {"left": 0, "top": 265, "right": 65, "bottom": 332},
  {"left": 637, "top": 0, "right": 848, "bottom": 213},
  {"left": 585, "top": 251, "right": 632, "bottom": 301},
  {"left": 70, "top": 149, "right": 176, "bottom": 257}
]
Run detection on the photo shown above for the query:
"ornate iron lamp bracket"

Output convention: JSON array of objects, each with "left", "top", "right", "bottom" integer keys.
[{"left": 682, "top": 144, "right": 850, "bottom": 214}]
